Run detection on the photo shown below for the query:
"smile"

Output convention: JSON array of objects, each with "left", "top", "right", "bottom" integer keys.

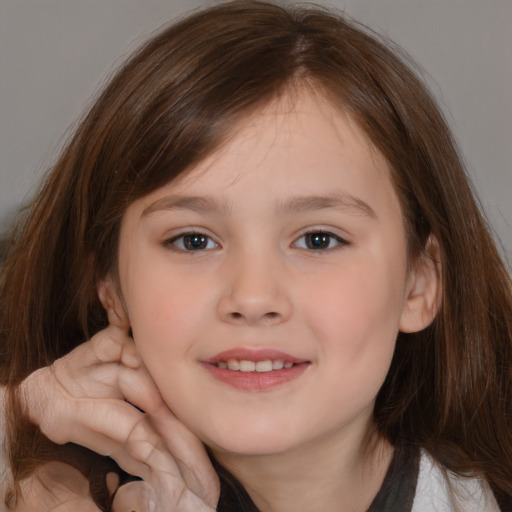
[
  {"left": 203, "top": 349, "right": 310, "bottom": 391},
  {"left": 217, "top": 359, "right": 295, "bottom": 372}
]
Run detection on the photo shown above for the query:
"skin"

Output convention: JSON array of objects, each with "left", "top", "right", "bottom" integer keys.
[
  {"left": 101, "top": 89, "right": 440, "bottom": 512},
  {"left": 9, "top": 325, "right": 218, "bottom": 512}
]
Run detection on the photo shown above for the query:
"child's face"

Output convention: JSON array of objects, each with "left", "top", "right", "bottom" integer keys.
[{"left": 114, "top": 91, "right": 419, "bottom": 458}]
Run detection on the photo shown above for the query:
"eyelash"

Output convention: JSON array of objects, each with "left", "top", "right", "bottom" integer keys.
[
  {"left": 165, "top": 230, "right": 348, "bottom": 252},
  {"left": 165, "top": 232, "right": 219, "bottom": 252},
  {"left": 293, "top": 231, "right": 348, "bottom": 251}
]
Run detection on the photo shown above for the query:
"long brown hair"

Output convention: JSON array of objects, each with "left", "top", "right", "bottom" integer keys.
[{"left": 1, "top": 1, "right": 511, "bottom": 509}]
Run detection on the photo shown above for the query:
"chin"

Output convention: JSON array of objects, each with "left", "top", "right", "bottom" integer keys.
[{"left": 200, "top": 419, "right": 304, "bottom": 458}]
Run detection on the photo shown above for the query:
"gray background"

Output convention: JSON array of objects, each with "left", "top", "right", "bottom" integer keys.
[{"left": 1, "top": 0, "right": 511, "bottom": 263}]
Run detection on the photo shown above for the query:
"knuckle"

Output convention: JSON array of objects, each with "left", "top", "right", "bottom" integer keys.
[{"left": 90, "top": 331, "right": 123, "bottom": 363}]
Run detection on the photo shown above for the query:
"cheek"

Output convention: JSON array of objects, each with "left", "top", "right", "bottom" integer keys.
[
  {"left": 125, "top": 267, "right": 213, "bottom": 364},
  {"left": 300, "top": 258, "right": 406, "bottom": 366},
  {"left": 126, "top": 272, "right": 212, "bottom": 414},
  {"left": 296, "top": 264, "right": 405, "bottom": 424}
]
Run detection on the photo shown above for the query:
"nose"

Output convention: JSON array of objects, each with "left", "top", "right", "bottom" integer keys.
[{"left": 217, "top": 249, "right": 293, "bottom": 327}]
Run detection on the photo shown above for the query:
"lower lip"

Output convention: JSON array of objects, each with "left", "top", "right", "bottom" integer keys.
[{"left": 203, "top": 362, "right": 310, "bottom": 391}]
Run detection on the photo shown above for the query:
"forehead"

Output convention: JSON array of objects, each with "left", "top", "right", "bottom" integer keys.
[
  {"left": 130, "top": 89, "right": 400, "bottom": 223},
  {"left": 178, "top": 91, "right": 389, "bottom": 186}
]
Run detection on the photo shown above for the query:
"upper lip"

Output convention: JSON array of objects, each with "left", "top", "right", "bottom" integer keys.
[{"left": 204, "top": 348, "right": 309, "bottom": 365}]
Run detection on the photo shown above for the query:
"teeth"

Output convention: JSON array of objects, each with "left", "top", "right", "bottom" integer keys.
[
  {"left": 227, "top": 359, "right": 240, "bottom": 371},
  {"left": 239, "top": 360, "right": 256, "bottom": 372},
  {"left": 217, "top": 359, "right": 295, "bottom": 372},
  {"left": 255, "top": 360, "right": 272, "bottom": 372}
]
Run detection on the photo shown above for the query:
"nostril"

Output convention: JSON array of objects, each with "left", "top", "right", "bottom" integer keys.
[{"left": 228, "top": 311, "right": 279, "bottom": 322}]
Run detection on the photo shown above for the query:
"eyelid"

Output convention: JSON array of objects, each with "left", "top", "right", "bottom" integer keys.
[
  {"left": 292, "top": 229, "right": 350, "bottom": 251},
  {"left": 161, "top": 227, "right": 349, "bottom": 253},
  {"left": 164, "top": 230, "right": 220, "bottom": 252}
]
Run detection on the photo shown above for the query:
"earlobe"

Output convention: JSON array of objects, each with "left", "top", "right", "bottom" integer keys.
[
  {"left": 97, "top": 276, "right": 130, "bottom": 329},
  {"left": 399, "top": 235, "right": 442, "bottom": 333}
]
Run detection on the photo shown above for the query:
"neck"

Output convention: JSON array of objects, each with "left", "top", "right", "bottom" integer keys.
[{"left": 212, "top": 420, "right": 393, "bottom": 512}]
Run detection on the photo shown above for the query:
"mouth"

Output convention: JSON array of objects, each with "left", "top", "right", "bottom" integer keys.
[
  {"left": 203, "top": 349, "right": 310, "bottom": 391},
  {"left": 216, "top": 359, "right": 296, "bottom": 372}
]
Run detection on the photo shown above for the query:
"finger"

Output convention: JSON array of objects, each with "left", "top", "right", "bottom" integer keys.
[
  {"left": 112, "top": 414, "right": 185, "bottom": 482},
  {"left": 112, "top": 477, "right": 218, "bottom": 512},
  {"left": 73, "top": 326, "right": 141, "bottom": 369},
  {"left": 22, "top": 326, "right": 145, "bottom": 425},
  {"left": 52, "top": 341, "right": 159, "bottom": 408},
  {"left": 148, "top": 404, "right": 220, "bottom": 508},
  {"left": 58, "top": 398, "right": 146, "bottom": 454},
  {"left": 35, "top": 362, "right": 162, "bottom": 451},
  {"left": 57, "top": 361, "right": 162, "bottom": 426},
  {"left": 116, "top": 364, "right": 163, "bottom": 414},
  {"left": 111, "top": 481, "right": 157, "bottom": 512},
  {"left": 65, "top": 400, "right": 214, "bottom": 504},
  {"left": 58, "top": 359, "right": 163, "bottom": 410},
  {"left": 48, "top": 329, "right": 141, "bottom": 399},
  {"left": 56, "top": 400, "right": 179, "bottom": 483}
]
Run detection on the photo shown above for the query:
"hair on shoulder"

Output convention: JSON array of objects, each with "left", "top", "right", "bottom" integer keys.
[{"left": 1, "top": 1, "right": 511, "bottom": 508}]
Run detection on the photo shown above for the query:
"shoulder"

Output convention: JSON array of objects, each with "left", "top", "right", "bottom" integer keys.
[{"left": 411, "top": 450, "right": 501, "bottom": 512}]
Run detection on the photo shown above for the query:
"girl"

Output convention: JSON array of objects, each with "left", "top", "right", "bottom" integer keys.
[{"left": 1, "top": 1, "right": 511, "bottom": 510}]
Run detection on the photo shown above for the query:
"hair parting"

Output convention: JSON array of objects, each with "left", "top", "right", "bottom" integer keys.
[{"left": 1, "top": 1, "right": 511, "bottom": 509}]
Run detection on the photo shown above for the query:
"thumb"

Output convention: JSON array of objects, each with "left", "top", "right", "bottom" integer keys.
[{"left": 111, "top": 481, "right": 157, "bottom": 512}]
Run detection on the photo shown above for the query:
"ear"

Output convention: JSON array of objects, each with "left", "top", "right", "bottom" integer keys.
[
  {"left": 97, "top": 276, "right": 130, "bottom": 329},
  {"left": 399, "top": 235, "right": 442, "bottom": 333}
]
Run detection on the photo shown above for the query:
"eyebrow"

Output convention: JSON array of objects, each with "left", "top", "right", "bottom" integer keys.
[
  {"left": 142, "top": 195, "right": 231, "bottom": 216},
  {"left": 278, "top": 193, "right": 377, "bottom": 218},
  {"left": 142, "top": 193, "right": 376, "bottom": 219}
]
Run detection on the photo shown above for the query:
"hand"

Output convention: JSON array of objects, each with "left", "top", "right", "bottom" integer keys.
[
  {"left": 9, "top": 462, "right": 104, "bottom": 512},
  {"left": 18, "top": 325, "right": 220, "bottom": 511}
]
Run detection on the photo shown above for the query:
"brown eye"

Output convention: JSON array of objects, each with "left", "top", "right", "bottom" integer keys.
[
  {"left": 294, "top": 231, "right": 347, "bottom": 251},
  {"left": 305, "top": 233, "right": 331, "bottom": 249},
  {"left": 184, "top": 234, "right": 208, "bottom": 250},
  {"left": 167, "top": 232, "right": 218, "bottom": 251}
]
